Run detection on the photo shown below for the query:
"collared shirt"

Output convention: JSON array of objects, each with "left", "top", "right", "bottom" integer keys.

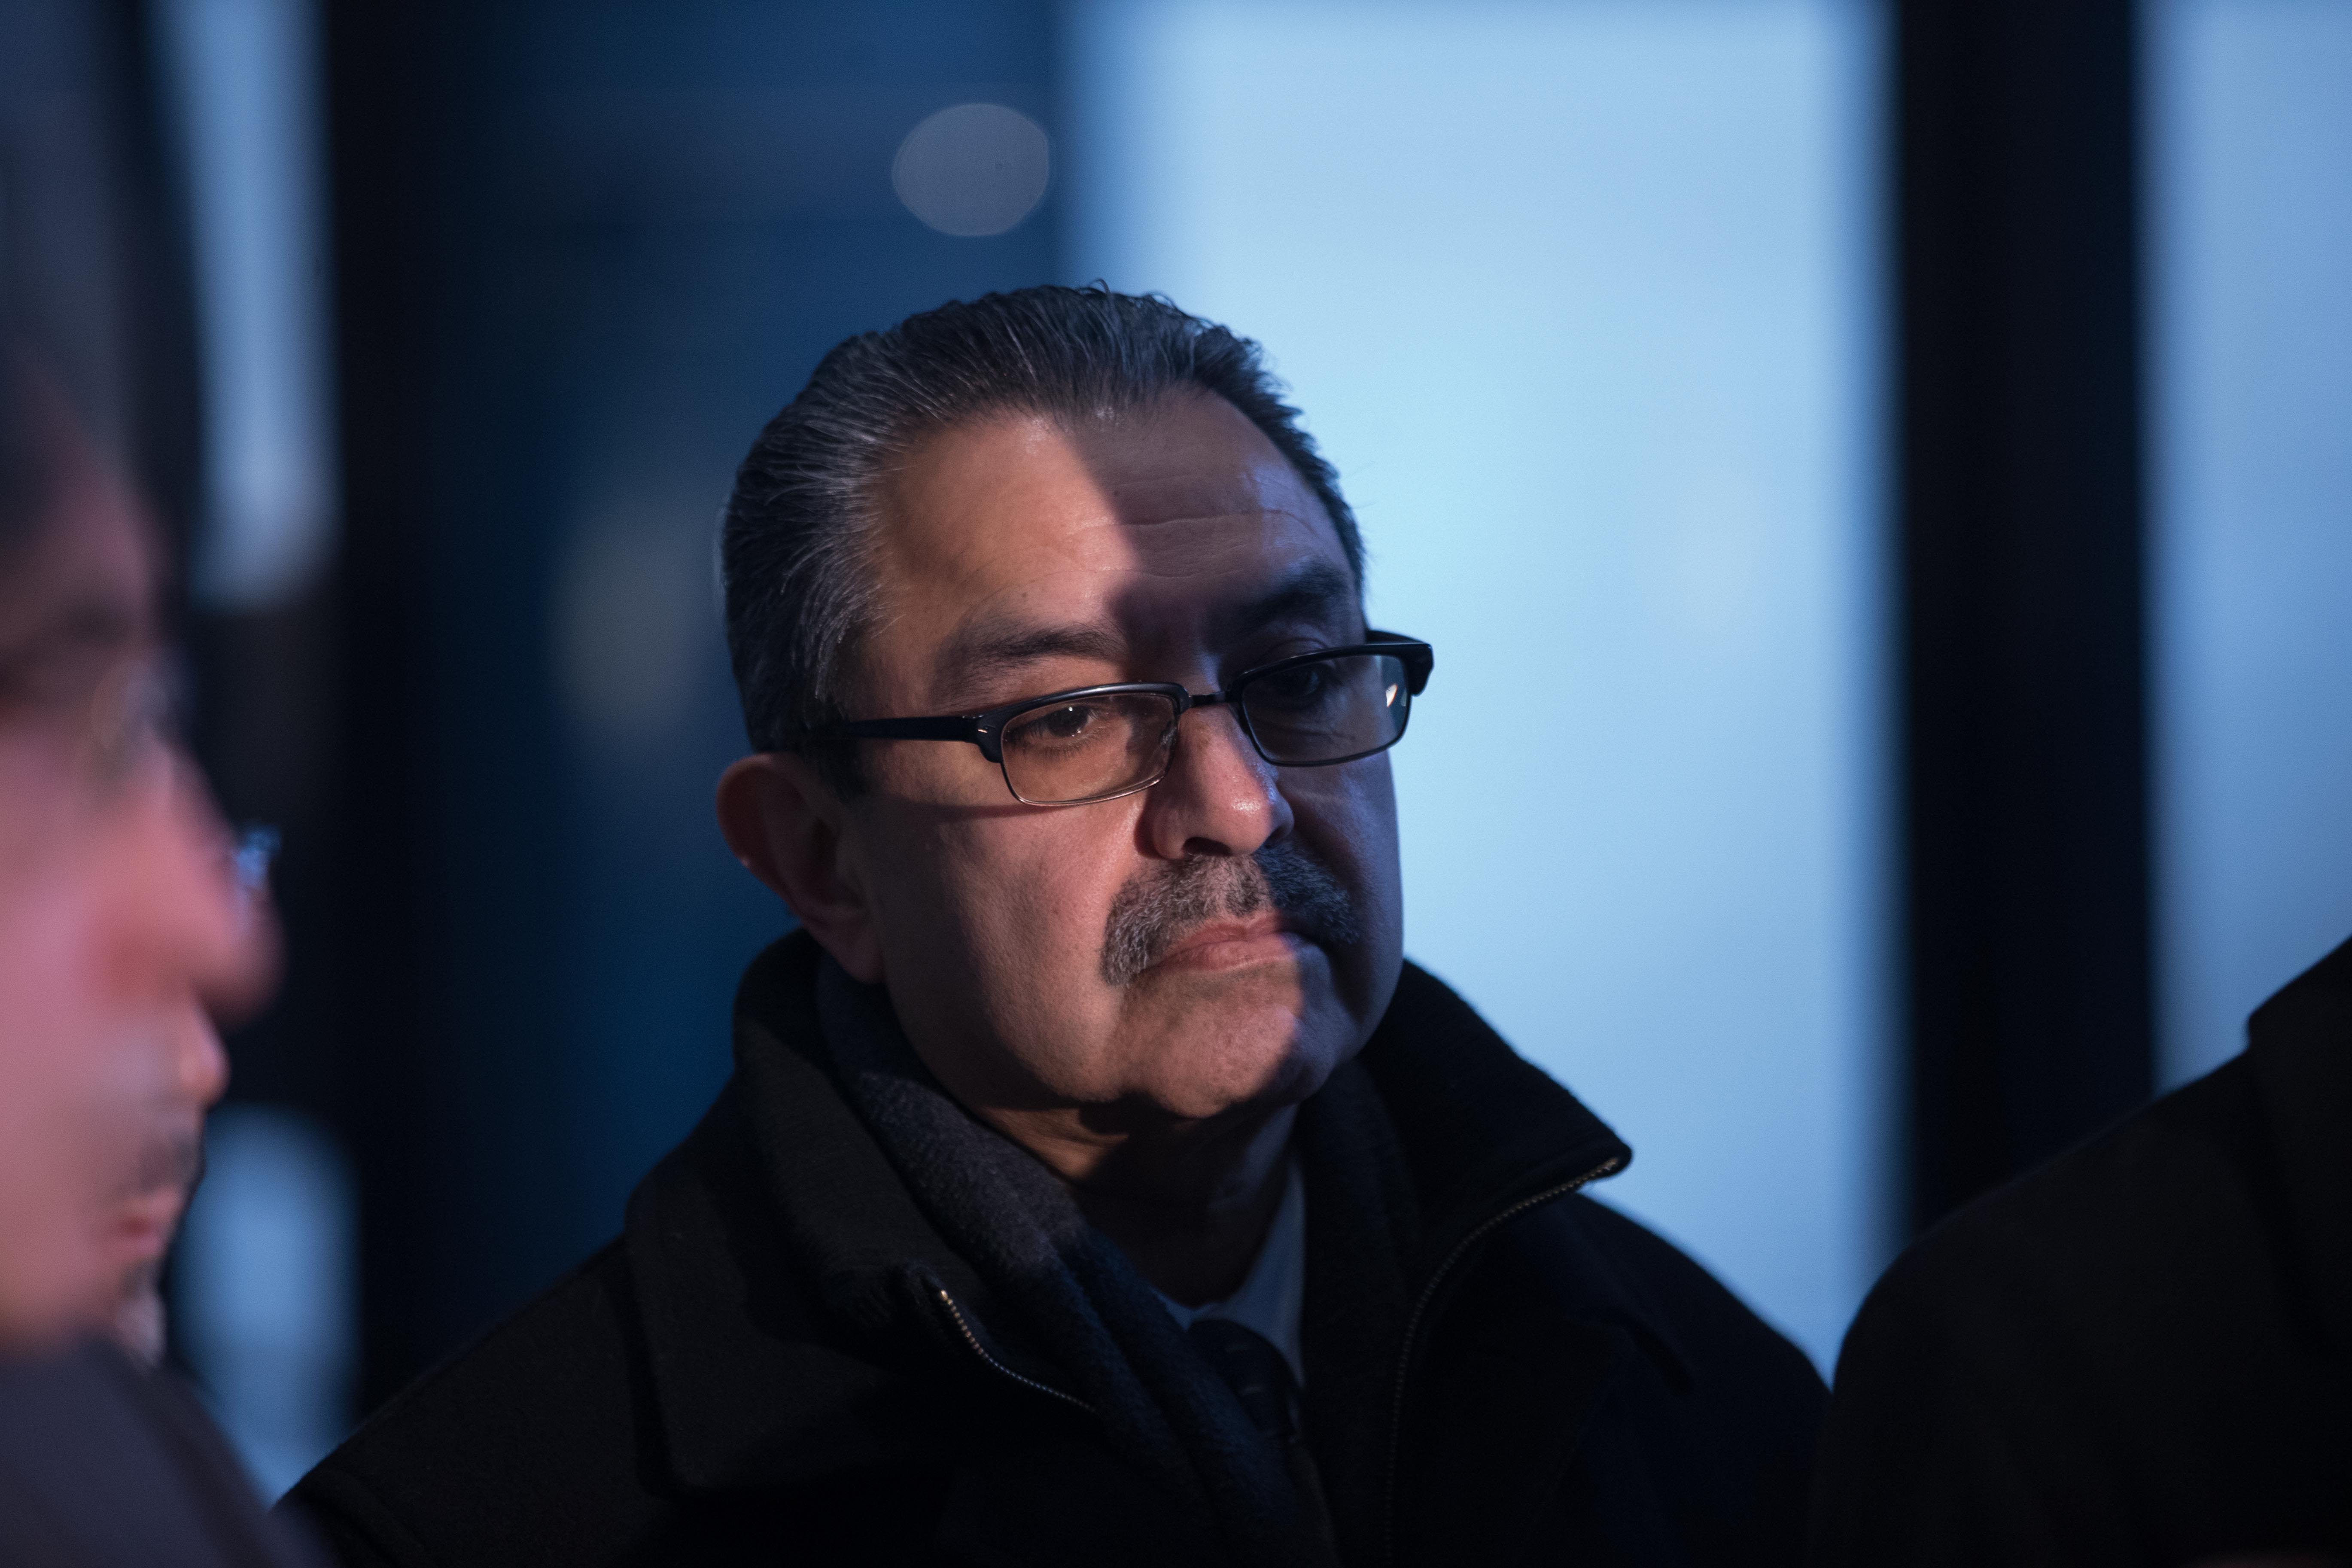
[{"left": 1150, "top": 1159, "right": 1307, "bottom": 1386}]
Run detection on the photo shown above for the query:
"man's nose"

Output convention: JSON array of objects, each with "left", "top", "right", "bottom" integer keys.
[
  {"left": 167, "top": 755, "right": 279, "bottom": 1026},
  {"left": 104, "top": 751, "right": 279, "bottom": 1095},
  {"left": 1137, "top": 702, "right": 1293, "bottom": 860}
]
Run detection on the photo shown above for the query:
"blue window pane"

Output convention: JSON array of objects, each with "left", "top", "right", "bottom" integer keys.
[
  {"left": 2151, "top": 0, "right": 2352, "bottom": 1087},
  {"left": 1066, "top": 0, "right": 1888, "bottom": 1368}
]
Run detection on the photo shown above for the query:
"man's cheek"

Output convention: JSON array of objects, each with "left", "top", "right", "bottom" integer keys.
[
  {"left": 990, "top": 825, "right": 1126, "bottom": 950},
  {"left": 984, "top": 860, "right": 1116, "bottom": 989}
]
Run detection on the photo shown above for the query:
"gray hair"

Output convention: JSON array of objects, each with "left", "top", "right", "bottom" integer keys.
[{"left": 719, "top": 285, "right": 1364, "bottom": 792}]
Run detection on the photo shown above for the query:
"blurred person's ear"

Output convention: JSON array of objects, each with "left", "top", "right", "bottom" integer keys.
[{"left": 716, "top": 753, "right": 883, "bottom": 984}]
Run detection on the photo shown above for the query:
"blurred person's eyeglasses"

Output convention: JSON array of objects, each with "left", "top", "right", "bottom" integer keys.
[{"left": 801, "top": 632, "right": 1435, "bottom": 807}]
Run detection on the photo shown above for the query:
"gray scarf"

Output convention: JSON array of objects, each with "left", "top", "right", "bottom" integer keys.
[{"left": 814, "top": 958, "right": 1335, "bottom": 1568}]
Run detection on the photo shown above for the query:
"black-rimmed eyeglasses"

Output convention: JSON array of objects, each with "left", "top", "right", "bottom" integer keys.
[{"left": 800, "top": 631, "right": 1435, "bottom": 807}]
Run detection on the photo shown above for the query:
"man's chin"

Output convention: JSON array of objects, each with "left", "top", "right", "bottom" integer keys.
[{"left": 1117, "top": 975, "right": 1359, "bottom": 1122}]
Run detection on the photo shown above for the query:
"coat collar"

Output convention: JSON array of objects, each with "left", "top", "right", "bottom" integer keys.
[
  {"left": 2246, "top": 930, "right": 2352, "bottom": 1348},
  {"left": 624, "top": 930, "right": 1643, "bottom": 1498},
  {"left": 1355, "top": 956, "right": 1633, "bottom": 1276},
  {"left": 624, "top": 932, "right": 1008, "bottom": 1495}
]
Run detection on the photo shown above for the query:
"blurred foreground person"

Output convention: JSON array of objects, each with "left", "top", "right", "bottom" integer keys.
[
  {"left": 1810, "top": 935, "right": 2352, "bottom": 1566},
  {"left": 290, "top": 287, "right": 1825, "bottom": 1567},
  {"left": 0, "top": 349, "right": 310, "bottom": 1565}
]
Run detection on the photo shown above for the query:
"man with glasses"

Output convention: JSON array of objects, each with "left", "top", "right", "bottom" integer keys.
[{"left": 288, "top": 287, "right": 1825, "bottom": 1566}]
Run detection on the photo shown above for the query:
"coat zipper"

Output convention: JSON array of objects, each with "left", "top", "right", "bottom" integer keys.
[
  {"left": 935, "top": 1287, "right": 1095, "bottom": 1415},
  {"left": 1380, "top": 1151, "right": 1625, "bottom": 1567}
]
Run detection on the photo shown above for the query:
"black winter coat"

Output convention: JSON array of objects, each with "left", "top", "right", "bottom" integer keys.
[
  {"left": 286, "top": 934, "right": 1824, "bottom": 1567},
  {"left": 0, "top": 1339, "right": 322, "bottom": 1568},
  {"left": 1809, "top": 933, "right": 2352, "bottom": 1565}
]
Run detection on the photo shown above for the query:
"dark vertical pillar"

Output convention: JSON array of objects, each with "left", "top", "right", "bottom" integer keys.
[
  {"left": 1896, "top": 0, "right": 2154, "bottom": 1233},
  {"left": 318, "top": 2, "right": 1064, "bottom": 1402},
  {"left": 319, "top": 0, "right": 445, "bottom": 1404}
]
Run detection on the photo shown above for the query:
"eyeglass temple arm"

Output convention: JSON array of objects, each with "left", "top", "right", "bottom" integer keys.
[{"left": 1363, "top": 630, "right": 1435, "bottom": 695}]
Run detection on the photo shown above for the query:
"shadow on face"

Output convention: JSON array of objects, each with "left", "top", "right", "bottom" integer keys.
[{"left": 817, "top": 390, "right": 1406, "bottom": 1168}]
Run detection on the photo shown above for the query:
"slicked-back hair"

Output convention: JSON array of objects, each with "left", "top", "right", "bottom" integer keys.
[{"left": 719, "top": 286, "right": 1364, "bottom": 793}]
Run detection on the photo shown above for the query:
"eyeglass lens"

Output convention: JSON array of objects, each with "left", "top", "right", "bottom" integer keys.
[
  {"left": 997, "top": 652, "right": 1412, "bottom": 806},
  {"left": 1239, "top": 651, "right": 1409, "bottom": 767},
  {"left": 1000, "top": 690, "right": 1180, "bottom": 804}
]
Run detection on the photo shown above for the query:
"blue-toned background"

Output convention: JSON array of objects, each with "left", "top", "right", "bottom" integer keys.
[
  {"left": 9, "top": 0, "right": 2346, "bottom": 1499},
  {"left": 1066, "top": 0, "right": 1890, "bottom": 1370}
]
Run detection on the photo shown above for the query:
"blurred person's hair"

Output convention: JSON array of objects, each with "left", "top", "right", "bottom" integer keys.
[{"left": 720, "top": 285, "right": 1364, "bottom": 794}]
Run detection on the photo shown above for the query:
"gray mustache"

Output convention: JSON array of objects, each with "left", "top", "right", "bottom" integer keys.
[{"left": 1099, "top": 841, "right": 1360, "bottom": 986}]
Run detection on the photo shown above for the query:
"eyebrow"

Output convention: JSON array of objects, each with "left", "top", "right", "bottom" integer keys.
[
  {"left": 1211, "top": 560, "right": 1360, "bottom": 646},
  {"left": 0, "top": 594, "right": 142, "bottom": 680},
  {"left": 934, "top": 620, "right": 1129, "bottom": 697},
  {"left": 931, "top": 558, "right": 1364, "bottom": 708}
]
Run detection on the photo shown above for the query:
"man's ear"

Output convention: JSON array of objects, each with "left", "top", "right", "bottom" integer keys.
[{"left": 715, "top": 753, "right": 885, "bottom": 983}]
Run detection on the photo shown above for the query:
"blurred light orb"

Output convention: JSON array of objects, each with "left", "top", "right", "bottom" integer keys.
[{"left": 892, "top": 103, "right": 1050, "bottom": 237}]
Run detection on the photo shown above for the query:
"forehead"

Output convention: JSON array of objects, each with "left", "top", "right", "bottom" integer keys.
[
  {"left": 868, "top": 393, "right": 1351, "bottom": 678},
  {"left": 0, "top": 456, "right": 153, "bottom": 658}
]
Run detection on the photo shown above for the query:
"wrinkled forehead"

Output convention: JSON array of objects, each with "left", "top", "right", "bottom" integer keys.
[{"left": 868, "top": 393, "right": 1355, "bottom": 678}]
